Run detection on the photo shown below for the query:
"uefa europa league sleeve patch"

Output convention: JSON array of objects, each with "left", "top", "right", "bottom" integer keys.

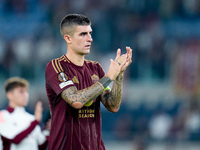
[
  {"left": 58, "top": 72, "right": 74, "bottom": 89},
  {"left": 58, "top": 72, "right": 68, "bottom": 82}
]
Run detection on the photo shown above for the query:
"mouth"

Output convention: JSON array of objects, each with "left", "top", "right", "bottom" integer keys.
[{"left": 85, "top": 45, "right": 91, "bottom": 48}]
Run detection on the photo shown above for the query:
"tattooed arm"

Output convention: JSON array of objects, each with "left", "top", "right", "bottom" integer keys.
[
  {"left": 61, "top": 83, "right": 103, "bottom": 109},
  {"left": 101, "top": 73, "right": 124, "bottom": 113},
  {"left": 101, "top": 47, "right": 132, "bottom": 113},
  {"left": 61, "top": 76, "right": 112, "bottom": 109}
]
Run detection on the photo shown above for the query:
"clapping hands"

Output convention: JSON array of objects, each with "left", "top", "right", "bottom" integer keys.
[
  {"left": 115, "top": 46, "right": 132, "bottom": 73},
  {"left": 106, "top": 46, "right": 132, "bottom": 81}
]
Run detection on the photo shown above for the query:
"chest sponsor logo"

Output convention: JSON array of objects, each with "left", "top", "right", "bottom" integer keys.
[{"left": 79, "top": 109, "right": 95, "bottom": 118}]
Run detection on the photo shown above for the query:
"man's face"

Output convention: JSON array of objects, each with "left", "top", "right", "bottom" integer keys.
[
  {"left": 69, "top": 25, "right": 93, "bottom": 55},
  {"left": 7, "top": 86, "right": 29, "bottom": 107}
]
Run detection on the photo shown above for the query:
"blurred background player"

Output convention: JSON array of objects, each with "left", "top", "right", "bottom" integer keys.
[
  {"left": 45, "top": 14, "right": 132, "bottom": 150},
  {"left": 0, "top": 77, "right": 50, "bottom": 150}
]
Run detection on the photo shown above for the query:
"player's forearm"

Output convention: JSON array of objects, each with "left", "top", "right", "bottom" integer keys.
[
  {"left": 103, "top": 73, "right": 124, "bottom": 112},
  {"left": 61, "top": 76, "right": 112, "bottom": 109}
]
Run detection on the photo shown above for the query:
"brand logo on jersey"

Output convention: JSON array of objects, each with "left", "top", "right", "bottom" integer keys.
[
  {"left": 72, "top": 76, "right": 79, "bottom": 84},
  {"left": 58, "top": 72, "right": 68, "bottom": 82}
]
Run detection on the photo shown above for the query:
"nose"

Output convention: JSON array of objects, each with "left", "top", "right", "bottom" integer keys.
[{"left": 87, "top": 34, "right": 93, "bottom": 42}]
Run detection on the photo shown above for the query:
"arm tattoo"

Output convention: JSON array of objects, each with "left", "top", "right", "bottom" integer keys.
[
  {"left": 102, "top": 73, "right": 124, "bottom": 111},
  {"left": 61, "top": 77, "right": 112, "bottom": 108}
]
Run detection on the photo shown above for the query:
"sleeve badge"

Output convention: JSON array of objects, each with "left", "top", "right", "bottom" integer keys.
[{"left": 58, "top": 72, "right": 68, "bottom": 82}]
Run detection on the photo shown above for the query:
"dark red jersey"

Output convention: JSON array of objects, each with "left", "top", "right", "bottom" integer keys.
[{"left": 45, "top": 55, "right": 106, "bottom": 150}]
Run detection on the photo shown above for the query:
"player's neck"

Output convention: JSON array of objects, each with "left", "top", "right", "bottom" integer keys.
[
  {"left": 66, "top": 52, "right": 85, "bottom": 66},
  {"left": 9, "top": 102, "right": 23, "bottom": 109}
]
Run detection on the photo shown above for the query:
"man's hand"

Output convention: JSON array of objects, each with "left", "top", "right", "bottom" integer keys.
[
  {"left": 34, "top": 101, "right": 43, "bottom": 122},
  {"left": 105, "top": 47, "right": 132, "bottom": 81},
  {"left": 115, "top": 47, "right": 132, "bottom": 73},
  {"left": 106, "top": 56, "right": 126, "bottom": 81}
]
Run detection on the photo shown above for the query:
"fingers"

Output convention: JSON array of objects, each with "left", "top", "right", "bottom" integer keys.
[
  {"left": 120, "top": 56, "right": 126, "bottom": 66},
  {"left": 125, "top": 46, "right": 132, "bottom": 63},
  {"left": 115, "top": 48, "right": 121, "bottom": 60},
  {"left": 111, "top": 58, "right": 125, "bottom": 69},
  {"left": 116, "top": 47, "right": 130, "bottom": 60},
  {"left": 36, "top": 101, "right": 42, "bottom": 111},
  {"left": 117, "top": 46, "right": 132, "bottom": 59},
  {"left": 117, "top": 48, "right": 121, "bottom": 57},
  {"left": 111, "top": 58, "right": 121, "bottom": 66},
  {"left": 35, "top": 101, "right": 43, "bottom": 122},
  {"left": 107, "top": 59, "right": 122, "bottom": 81},
  {"left": 128, "top": 47, "right": 132, "bottom": 63},
  {"left": 112, "top": 46, "right": 132, "bottom": 74},
  {"left": 110, "top": 59, "right": 114, "bottom": 63},
  {"left": 126, "top": 46, "right": 131, "bottom": 57}
]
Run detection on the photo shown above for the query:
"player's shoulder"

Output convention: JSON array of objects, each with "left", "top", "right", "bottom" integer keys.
[
  {"left": 24, "top": 111, "right": 35, "bottom": 119},
  {"left": 47, "top": 55, "right": 67, "bottom": 66},
  {"left": 0, "top": 110, "right": 8, "bottom": 116},
  {"left": 46, "top": 55, "right": 69, "bottom": 73},
  {"left": 0, "top": 110, "right": 10, "bottom": 123},
  {"left": 0, "top": 109, "right": 9, "bottom": 115}
]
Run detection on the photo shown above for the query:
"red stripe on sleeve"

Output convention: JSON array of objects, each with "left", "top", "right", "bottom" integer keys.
[{"left": 2, "top": 120, "right": 39, "bottom": 145}]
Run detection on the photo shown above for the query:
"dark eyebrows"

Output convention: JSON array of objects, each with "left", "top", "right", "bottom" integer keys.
[
  {"left": 79, "top": 32, "right": 87, "bottom": 35},
  {"left": 79, "top": 31, "right": 92, "bottom": 36}
]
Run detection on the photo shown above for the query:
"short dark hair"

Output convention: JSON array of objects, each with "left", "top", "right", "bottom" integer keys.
[
  {"left": 4, "top": 77, "right": 29, "bottom": 93},
  {"left": 60, "top": 14, "right": 91, "bottom": 37}
]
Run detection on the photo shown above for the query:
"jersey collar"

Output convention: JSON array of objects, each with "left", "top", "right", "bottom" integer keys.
[
  {"left": 6, "top": 106, "right": 25, "bottom": 113},
  {"left": 6, "top": 106, "right": 14, "bottom": 113}
]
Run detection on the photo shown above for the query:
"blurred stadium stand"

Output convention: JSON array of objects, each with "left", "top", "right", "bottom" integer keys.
[{"left": 1, "top": 0, "right": 200, "bottom": 149}]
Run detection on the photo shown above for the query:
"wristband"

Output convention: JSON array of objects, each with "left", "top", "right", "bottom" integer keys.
[{"left": 98, "top": 76, "right": 112, "bottom": 89}]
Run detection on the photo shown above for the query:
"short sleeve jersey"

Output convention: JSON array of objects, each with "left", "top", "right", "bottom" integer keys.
[{"left": 45, "top": 55, "right": 106, "bottom": 150}]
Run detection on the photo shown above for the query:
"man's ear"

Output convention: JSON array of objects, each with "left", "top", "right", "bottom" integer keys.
[
  {"left": 6, "top": 91, "right": 12, "bottom": 101},
  {"left": 64, "top": 35, "right": 72, "bottom": 44}
]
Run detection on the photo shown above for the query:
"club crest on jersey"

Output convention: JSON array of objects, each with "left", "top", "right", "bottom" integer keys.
[
  {"left": 91, "top": 74, "right": 99, "bottom": 83},
  {"left": 58, "top": 72, "right": 68, "bottom": 82}
]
